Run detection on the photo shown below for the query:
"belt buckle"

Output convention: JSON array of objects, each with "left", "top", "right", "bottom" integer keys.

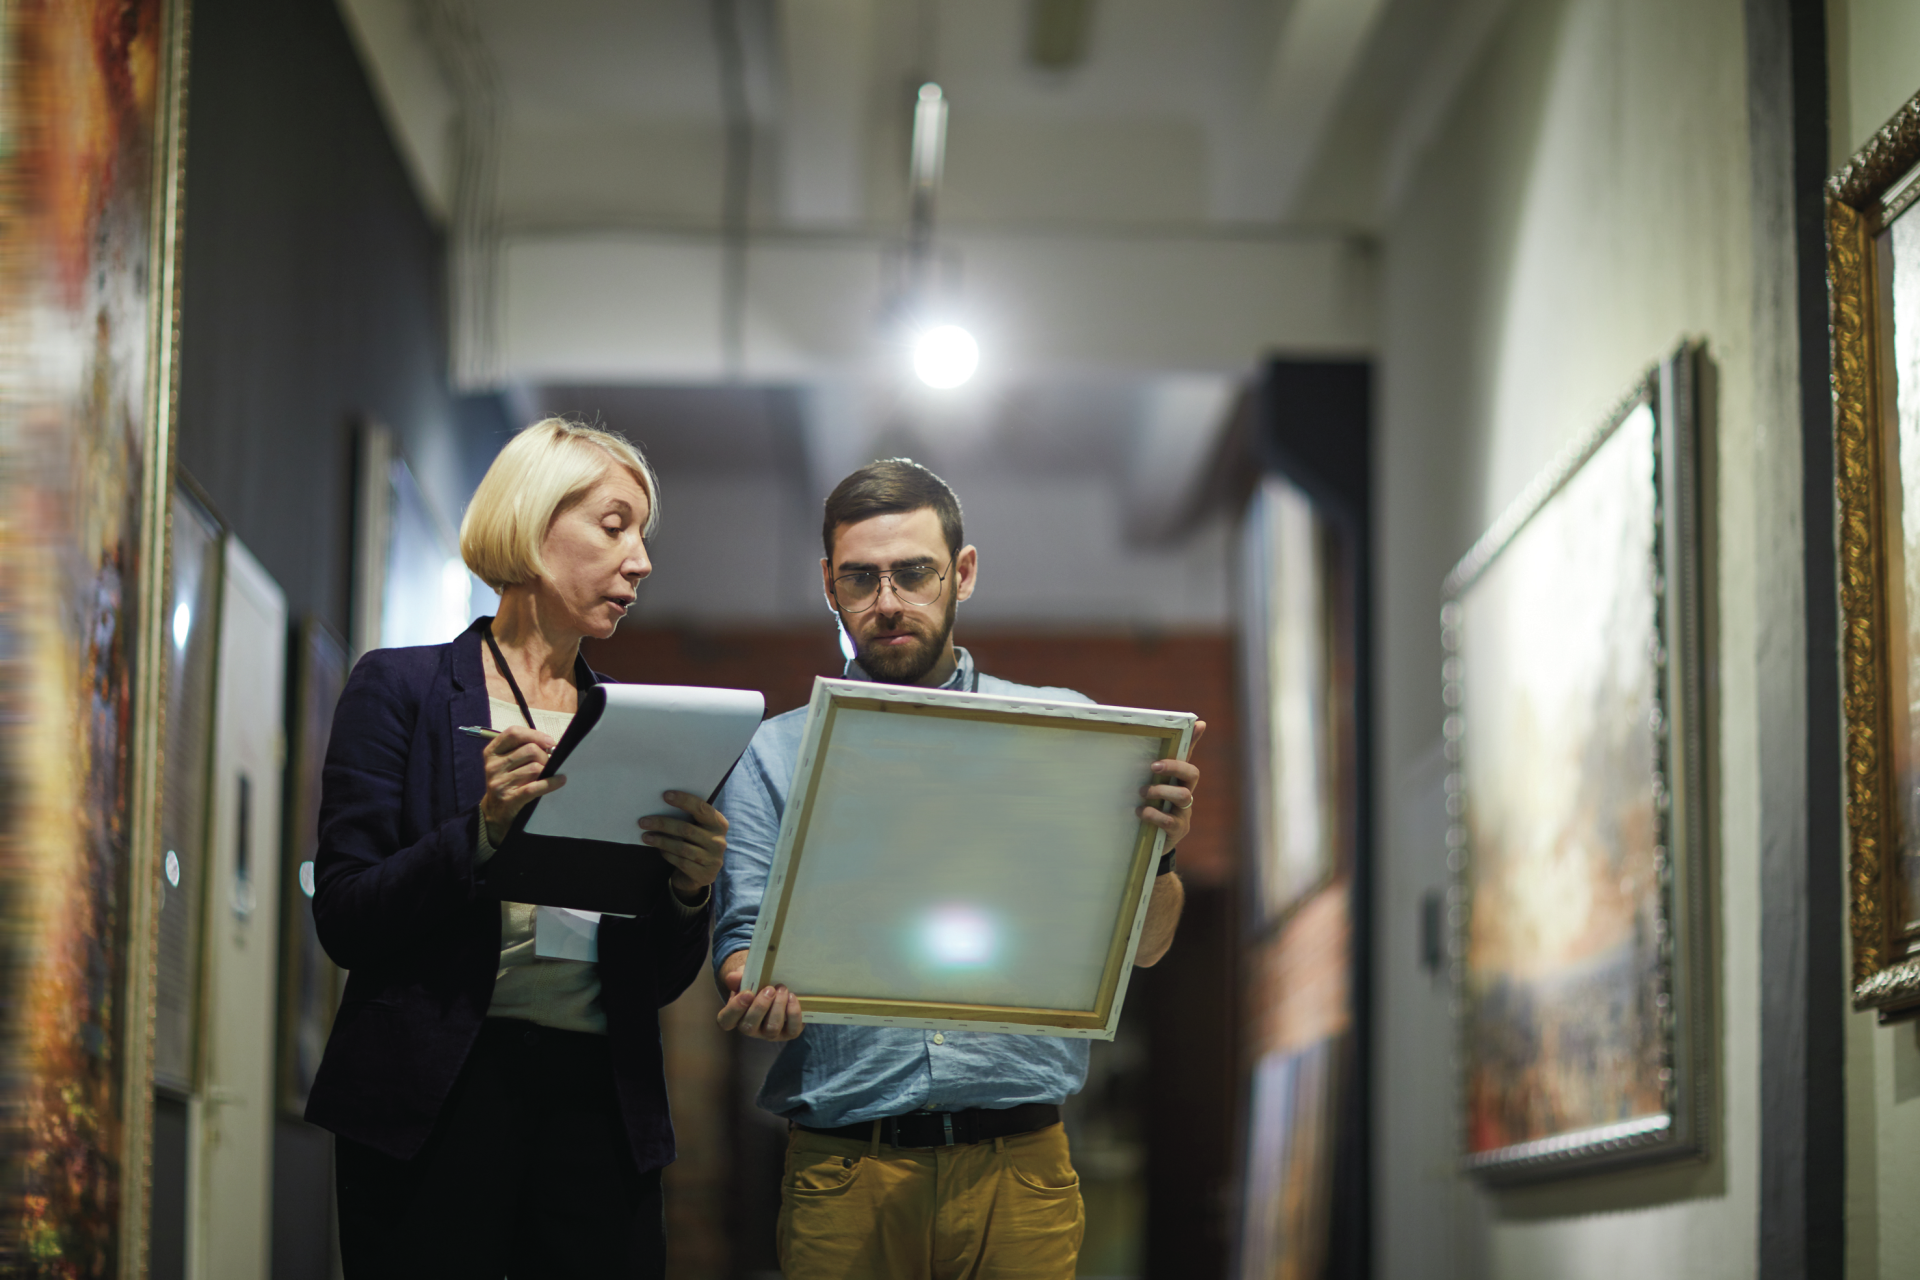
[{"left": 942, "top": 1112, "right": 956, "bottom": 1146}]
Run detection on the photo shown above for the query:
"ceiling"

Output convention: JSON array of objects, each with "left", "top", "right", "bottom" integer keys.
[
  {"left": 337, "top": 0, "right": 1507, "bottom": 623},
  {"left": 344, "top": 0, "right": 1498, "bottom": 238}
]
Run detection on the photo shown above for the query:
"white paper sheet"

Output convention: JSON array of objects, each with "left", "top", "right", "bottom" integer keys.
[
  {"left": 522, "top": 683, "right": 765, "bottom": 844},
  {"left": 535, "top": 906, "right": 601, "bottom": 961}
]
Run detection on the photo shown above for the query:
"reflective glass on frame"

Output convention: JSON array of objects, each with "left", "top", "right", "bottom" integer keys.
[{"left": 156, "top": 490, "right": 222, "bottom": 1092}]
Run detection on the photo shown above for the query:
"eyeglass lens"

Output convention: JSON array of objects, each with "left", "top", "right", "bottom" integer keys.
[{"left": 835, "top": 566, "right": 944, "bottom": 611}]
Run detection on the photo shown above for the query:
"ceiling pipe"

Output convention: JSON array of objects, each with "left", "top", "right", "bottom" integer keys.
[{"left": 711, "top": 0, "right": 753, "bottom": 380}]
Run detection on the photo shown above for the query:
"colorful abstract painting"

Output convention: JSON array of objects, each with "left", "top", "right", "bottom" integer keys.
[
  {"left": 1877, "top": 202, "right": 1920, "bottom": 950},
  {"left": 0, "top": 0, "right": 183, "bottom": 1269}
]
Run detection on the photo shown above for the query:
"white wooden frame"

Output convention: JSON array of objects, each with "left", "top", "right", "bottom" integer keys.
[{"left": 744, "top": 678, "right": 1194, "bottom": 1038}]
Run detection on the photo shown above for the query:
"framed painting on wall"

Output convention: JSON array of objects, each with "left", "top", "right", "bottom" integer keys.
[
  {"left": 279, "top": 619, "right": 348, "bottom": 1114},
  {"left": 1443, "top": 345, "right": 1712, "bottom": 1181},
  {"left": 0, "top": 0, "right": 191, "bottom": 1268},
  {"left": 1237, "top": 475, "right": 1357, "bottom": 926},
  {"left": 155, "top": 486, "right": 224, "bottom": 1097},
  {"left": 1826, "top": 85, "right": 1920, "bottom": 1018},
  {"left": 1233, "top": 1034, "right": 1344, "bottom": 1280},
  {"left": 352, "top": 421, "right": 495, "bottom": 658}
]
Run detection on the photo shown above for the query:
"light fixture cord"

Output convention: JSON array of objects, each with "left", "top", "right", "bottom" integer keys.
[{"left": 711, "top": 0, "right": 752, "bottom": 380}]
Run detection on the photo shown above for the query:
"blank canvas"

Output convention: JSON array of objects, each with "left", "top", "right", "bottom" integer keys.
[{"left": 745, "top": 679, "right": 1194, "bottom": 1038}]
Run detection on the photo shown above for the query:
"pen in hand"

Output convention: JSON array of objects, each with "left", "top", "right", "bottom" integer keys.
[{"left": 458, "top": 725, "right": 501, "bottom": 741}]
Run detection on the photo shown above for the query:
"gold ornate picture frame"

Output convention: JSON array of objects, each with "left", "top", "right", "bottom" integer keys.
[
  {"left": 1829, "top": 86, "right": 1920, "bottom": 1018},
  {"left": 0, "top": 0, "right": 191, "bottom": 1271}
]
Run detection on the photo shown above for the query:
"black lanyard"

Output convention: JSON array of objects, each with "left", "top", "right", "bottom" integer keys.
[{"left": 481, "top": 620, "right": 540, "bottom": 731}]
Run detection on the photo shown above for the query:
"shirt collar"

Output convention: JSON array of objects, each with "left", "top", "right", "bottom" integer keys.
[{"left": 843, "top": 645, "right": 975, "bottom": 692}]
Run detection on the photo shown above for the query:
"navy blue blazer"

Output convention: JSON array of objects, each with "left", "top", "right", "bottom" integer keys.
[{"left": 304, "top": 617, "right": 711, "bottom": 1170}]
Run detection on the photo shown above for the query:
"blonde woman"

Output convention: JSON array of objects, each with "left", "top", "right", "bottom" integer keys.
[{"left": 307, "top": 419, "right": 726, "bottom": 1279}]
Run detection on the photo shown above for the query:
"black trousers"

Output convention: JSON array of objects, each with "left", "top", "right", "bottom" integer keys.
[{"left": 335, "top": 1018, "right": 665, "bottom": 1280}]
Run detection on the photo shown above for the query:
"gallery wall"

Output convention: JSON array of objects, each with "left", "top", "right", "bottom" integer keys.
[
  {"left": 1827, "top": 0, "right": 1920, "bottom": 169},
  {"left": 176, "top": 0, "right": 499, "bottom": 637},
  {"left": 1373, "top": 0, "right": 1763, "bottom": 1276},
  {"left": 1829, "top": 5, "right": 1920, "bottom": 1275}
]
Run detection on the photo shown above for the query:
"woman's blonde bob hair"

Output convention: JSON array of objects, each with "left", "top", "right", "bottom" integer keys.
[{"left": 460, "top": 417, "right": 660, "bottom": 592}]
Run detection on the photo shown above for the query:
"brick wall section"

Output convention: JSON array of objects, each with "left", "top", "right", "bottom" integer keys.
[
  {"left": 1246, "top": 877, "right": 1353, "bottom": 1058},
  {"left": 936, "top": 630, "right": 1240, "bottom": 888},
  {"left": 582, "top": 624, "right": 845, "bottom": 720}
]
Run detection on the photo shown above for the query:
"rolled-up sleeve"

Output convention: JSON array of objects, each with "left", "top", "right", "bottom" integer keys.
[{"left": 712, "top": 733, "right": 789, "bottom": 974}]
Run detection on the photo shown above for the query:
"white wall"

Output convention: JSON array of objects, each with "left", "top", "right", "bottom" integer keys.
[
  {"left": 1829, "top": 7, "right": 1920, "bottom": 1276},
  {"left": 1374, "top": 0, "right": 1761, "bottom": 1275},
  {"left": 1828, "top": 0, "right": 1920, "bottom": 174},
  {"left": 496, "top": 229, "right": 1373, "bottom": 384}
]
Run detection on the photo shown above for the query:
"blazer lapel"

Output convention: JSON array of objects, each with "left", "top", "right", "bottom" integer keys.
[{"left": 449, "top": 618, "right": 491, "bottom": 814}]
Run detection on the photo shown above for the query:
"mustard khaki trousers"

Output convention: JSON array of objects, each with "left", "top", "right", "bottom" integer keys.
[{"left": 777, "top": 1121, "right": 1085, "bottom": 1280}]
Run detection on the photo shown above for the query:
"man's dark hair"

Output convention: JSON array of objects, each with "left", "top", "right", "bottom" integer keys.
[{"left": 820, "top": 458, "right": 964, "bottom": 562}]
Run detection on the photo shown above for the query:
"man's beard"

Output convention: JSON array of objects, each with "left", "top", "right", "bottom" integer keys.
[{"left": 851, "top": 588, "right": 959, "bottom": 685}]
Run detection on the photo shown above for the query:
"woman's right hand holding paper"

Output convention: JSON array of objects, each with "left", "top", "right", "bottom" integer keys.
[{"left": 480, "top": 725, "right": 567, "bottom": 846}]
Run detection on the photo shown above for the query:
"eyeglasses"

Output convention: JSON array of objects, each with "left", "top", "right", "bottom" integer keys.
[{"left": 831, "top": 560, "right": 953, "bottom": 612}]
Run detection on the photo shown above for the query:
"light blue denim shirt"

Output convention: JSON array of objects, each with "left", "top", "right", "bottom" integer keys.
[{"left": 712, "top": 646, "right": 1096, "bottom": 1127}]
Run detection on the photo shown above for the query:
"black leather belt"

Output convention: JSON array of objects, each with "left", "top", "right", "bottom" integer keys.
[{"left": 798, "top": 1102, "right": 1060, "bottom": 1149}]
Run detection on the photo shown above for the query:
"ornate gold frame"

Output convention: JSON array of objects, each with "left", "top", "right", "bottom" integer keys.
[
  {"left": 1829, "top": 87, "right": 1920, "bottom": 1017},
  {"left": 121, "top": 0, "right": 194, "bottom": 1272}
]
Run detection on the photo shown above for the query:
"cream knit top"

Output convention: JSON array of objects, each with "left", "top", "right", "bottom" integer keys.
[
  {"left": 476, "top": 698, "right": 607, "bottom": 1033},
  {"left": 474, "top": 695, "right": 712, "bottom": 1034}
]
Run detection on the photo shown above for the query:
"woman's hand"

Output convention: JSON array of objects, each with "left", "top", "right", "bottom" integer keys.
[
  {"left": 480, "top": 726, "right": 567, "bottom": 846},
  {"left": 639, "top": 791, "right": 729, "bottom": 901}
]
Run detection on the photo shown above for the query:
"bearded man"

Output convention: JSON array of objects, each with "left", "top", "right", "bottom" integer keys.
[{"left": 710, "top": 457, "right": 1202, "bottom": 1280}]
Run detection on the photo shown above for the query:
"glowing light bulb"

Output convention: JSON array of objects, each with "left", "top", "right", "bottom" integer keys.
[
  {"left": 172, "top": 602, "right": 191, "bottom": 649},
  {"left": 913, "top": 325, "right": 978, "bottom": 389}
]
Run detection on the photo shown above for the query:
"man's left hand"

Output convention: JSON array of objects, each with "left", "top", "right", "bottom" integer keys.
[
  {"left": 639, "top": 791, "right": 729, "bottom": 901},
  {"left": 1140, "top": 719, "right": 1206, "bottom": 848}
]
